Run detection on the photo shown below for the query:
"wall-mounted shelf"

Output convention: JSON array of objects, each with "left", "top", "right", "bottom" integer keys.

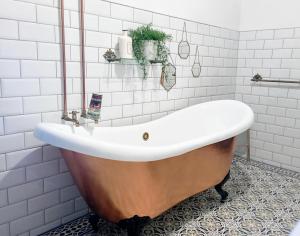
[{"left": 103, "top": 49, "right": 164, "bottom": 64}]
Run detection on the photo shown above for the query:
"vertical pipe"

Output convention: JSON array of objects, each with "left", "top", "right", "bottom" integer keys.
[
  {"left": 60, "top": 0, "right": 68, "bottom": 118},
  {"left": 79, "top": 0, "right": 86, "bottom": 116},
  {"left": 247, "top": 129, "right": 251, "bottom": 162}
]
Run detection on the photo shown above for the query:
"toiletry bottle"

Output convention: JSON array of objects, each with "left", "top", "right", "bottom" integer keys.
[
  {"left": 87, "top": 94, "right": 102, "bottom": 123},
  {"left": 118, "top": 30, "right": 133, "bottom": 59}
]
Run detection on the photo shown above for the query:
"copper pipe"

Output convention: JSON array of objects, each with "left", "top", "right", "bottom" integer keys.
[
  {"left": 60, "top": 0, "right": 68, "bottom": 118},
  {"left": 79, "top": 0, "right": 86, "bottom": 116}
]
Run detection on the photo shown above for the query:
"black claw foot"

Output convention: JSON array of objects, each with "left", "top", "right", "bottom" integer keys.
[
  {"left": 118, "top": 215, "right": 151, "bottom": 236},
  {"left": 89, "top": 213, "right": 100, "bottom": 232},
  {"left": 215, "top": 171, "right": 230, "bottom": 203}
]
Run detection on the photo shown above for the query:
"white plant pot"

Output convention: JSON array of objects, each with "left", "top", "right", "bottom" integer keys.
[{"left": 143, "top": 40, "right": 158, "bottom": 61}]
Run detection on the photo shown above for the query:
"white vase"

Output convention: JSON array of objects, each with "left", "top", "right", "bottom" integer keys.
[
  {"left": 118, "top": 30, "right": 133, "bottom": 59},
  {"left": 143, "top": 40, "right": 158, "bottom": 61}
]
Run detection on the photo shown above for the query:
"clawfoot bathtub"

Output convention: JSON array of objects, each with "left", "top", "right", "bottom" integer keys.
[{"left": 34, "top": 100, "right": 254, "bottom": 235}]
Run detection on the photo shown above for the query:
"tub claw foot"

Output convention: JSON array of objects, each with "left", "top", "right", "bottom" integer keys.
[
  {"left": 118, "top": 215, "right": 151, "bottom": 236},
  {"left": 89, "top": 213, "right": 100, "bottom": 232},
  {"left": 215, "top": 171, "right": 230, "bottom": 203}
]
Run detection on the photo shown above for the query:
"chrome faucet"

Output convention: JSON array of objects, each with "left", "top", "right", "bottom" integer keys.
[{"left": 62, "top": 111, "right": 80, "bottom": 127}]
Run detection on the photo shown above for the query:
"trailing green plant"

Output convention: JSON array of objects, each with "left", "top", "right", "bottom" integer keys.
[{"left": 129, "top": 24, "right": 172, "bottom": 78}]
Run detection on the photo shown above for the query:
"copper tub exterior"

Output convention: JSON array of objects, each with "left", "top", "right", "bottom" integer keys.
[{"left": 61, "top": 137, "right": 235, "bottom": 223}]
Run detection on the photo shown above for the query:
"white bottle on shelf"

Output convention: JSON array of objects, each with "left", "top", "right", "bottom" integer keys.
[{"left": 118, "top": 30, "right": 133, "bottom": 59}]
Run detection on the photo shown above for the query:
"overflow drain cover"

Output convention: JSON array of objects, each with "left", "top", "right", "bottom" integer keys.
[{"left": 143, "top": 132, "right": 149, "bottom": 141}]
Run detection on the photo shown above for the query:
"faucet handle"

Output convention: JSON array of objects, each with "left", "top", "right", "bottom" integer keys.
[{"left": 69, "top": 111, "right": 79, "bottom": 115}]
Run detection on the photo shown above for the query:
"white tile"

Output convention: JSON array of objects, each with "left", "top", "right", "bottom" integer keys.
[
  {"left": 143, "top": 102, "right": 159, "bottom": 114},
  {"left": 262, "top": 59, "right": 281, "bottom": 68},
  {"left": 45, "top": 200, "right": 74, "bottom": 223},
  {"left": 0, "top": 0, "right": 36, "bottom": 22},
  {"left": 0, "top": 168, "right": 25, "bottom": 189},
  {"left": 99, "top": 17, "right": 122, "bottom": 34},
  {"left": 10, "top": 211, "right": 44, "bottom": 236},
  {"left": 42, "top": 145, "right": 61, "bottom": 161},
  {"left": 111, "top": 4, "right": 133, "bottom": 21},
  {"left": 272, "top": 49, "right": 292, "bottom": 58},
  {"left": 0, "top": 224, "right": 9, "bottom": 236},
  {"left": 22, "top": 60, "right": 56, "bottom": 78},
  {"left": 240, "top": 31, "right": 256, "bottom": 40},
  {"left": 254, "top": 50, "right": 272, "bottom": 58},
  {"left": 23, "top": 95, "right": 58, "bottom": 113},
  {"left": 112, "top": 92, "right": 133, "bottom": 105},
  {"left": 247, "top": 40, "right": 264, "bottom": 49},
  {"left": 0, "top": 189, "right": 8, "bottom": 207},
  {"left": 24, "top": 133, "right": 44, "bottom": 149},
  {"left": 112, "top": 117, "right": 132, "bottom": 126},
  {"left": 26, "top": 160, "right": 59, "bottom": 181},
  {"left": 38, "top": 43, "right": 60, "bottom": 60},
  {"left": 160, "top": 100, "right": 174, "bottom": 112},
  {"left": 19, "top": 22, "right": 55, "bottom": 42},
  {"left": 256, "top": 30, "right": 274, "bottom": 39},
  {"left": 28, "top": 190, "right": 59, "bottom": 214},
  {"left": 1, "top": 79, "right": 40, "bottom": 97},
  {"left": 44, "top": 172, "right": 73, "bottom": 192},
  {"left": 281, "top": 59, "right": 300, "bottom": 69},
  {"left": 0, "top": 98, "right": 23, "bottom": 116},
  {"left": 6, "top": 148, "right": 42, "bottom": 170},
  {"left": 123, "top": 104, "right": 142, "bottom": 117},
  {"left": 4, "top": 114, "right": 41, "bottom": 135},
  {"left": 0, "top": 118, "right": 3, "bottom": 136},
  {"left": 61, "top": 185, "right": 80, "bottom": 202},
  {"left": 0, "top": 19, "right": 18, "bottom": 39},
  {"left": 37, "top": 5, "right": 60, "bottom": 25},
  {"left": 75, "top": 197, "right": 88, "bottom": 211},
  {"left": 30, "top": 220, "right": 60, "bottom": 236},
  {"left": 85, "top": 14, "right": 99, "bottom": 31},
  {"left": 274, "top": 28, "right": 294, "bottom": 39},
  {"left": 101, "top": 106, "right": 122, "bottom": 120},
  {"left": 0, "top": 201, "right": 27, "bottom": 225},
  {"left": 85, "top": 0, "right": 110, "bottom": 17},
  {"left": 0, "top": 133, "right": 24, "bottom": 154},
  {"left": 134, "top": 9, "right": 152, "bottom": 24},
  {"left": 0, "top": 59, "right": 20, "bottom": 78},
  {"left": 8, "top": 180, "right": 43, "bottom": 204},
  {"left": 40, "top": 79, "right": 62, "bottom": 95},
  {"left": 270, "top": 69, "right": 290, "bottom": 79},
  {"left": 0, "top": 154, "right": 5, "bottom": 172},
  {"left": 153, "top": 13, "right": 169, "bottom": 28},
  {"left": 64, "top": 27, "right": 80, "bottom": 45},
  {"left": 284, "top": 39, "right": 300, "bottom": 48},
  {"left": 86, "top": 31, "right": 111, "bottom": 48},
  {"left": 264, "top": 39, "right": 283, "bottom": 49},
  {"left": 87, "top": 63, "right": 110, "bottom": 78}
]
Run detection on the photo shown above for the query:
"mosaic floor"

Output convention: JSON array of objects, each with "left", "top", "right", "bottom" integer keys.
[{"left": 40, "top": 157, "right": 300, "bottom": 236}]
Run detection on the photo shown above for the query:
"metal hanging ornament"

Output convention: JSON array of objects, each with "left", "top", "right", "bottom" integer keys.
[
  {"left": 191, "top": 46, "right": 201, "bottom": 78},
  {"left": 178, "top": 22, "right": 190, "bottom": 59},
  {"left": 161, "top": 54, "right": 176, "bottom": 92}
]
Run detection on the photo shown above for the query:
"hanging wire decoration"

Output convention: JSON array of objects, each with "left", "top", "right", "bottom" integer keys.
[
  {"left": 160, "top": 54, "right": 176, "bottom": 92},
  {"left": 178, "top": 22, "right": 190, "bottom": 59},
  {"left": 191, "top": 45, "right": 201, "bottom": 78}
]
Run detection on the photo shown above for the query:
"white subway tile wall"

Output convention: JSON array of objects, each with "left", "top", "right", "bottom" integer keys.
[
  {"left": 236, "top": 28, "right": 300, "bottom": 172},
  {"left": 1, "top": 0, "right": 298, "bottom": 235}
]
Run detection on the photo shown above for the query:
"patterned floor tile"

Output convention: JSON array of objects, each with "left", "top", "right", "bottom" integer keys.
[{"left": 40, "top": 157, "right": 300, "bottom": 236}]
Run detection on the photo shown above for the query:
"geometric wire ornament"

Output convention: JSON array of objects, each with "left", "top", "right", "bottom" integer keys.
[
  {"left": 160, "top": 54, "right": 176, "bottom": 92},
  {"left": 191, "top": 45, "right": 201, "bottom": 78},
  {"left": 178, "top": 22, "right": 190, "bottom": 59}
]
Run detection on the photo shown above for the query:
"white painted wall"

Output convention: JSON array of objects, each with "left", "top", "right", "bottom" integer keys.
[
  {"left": 109, "top": 0, "right": 241, "bottom": 30},
  {"left": 239, "top": 0, "right": 300, "bottom": 31}
]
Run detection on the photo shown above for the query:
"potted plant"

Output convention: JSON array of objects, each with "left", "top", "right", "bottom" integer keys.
[{"left": 129, "top": 24, "right": 172, "bottom": 78}]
